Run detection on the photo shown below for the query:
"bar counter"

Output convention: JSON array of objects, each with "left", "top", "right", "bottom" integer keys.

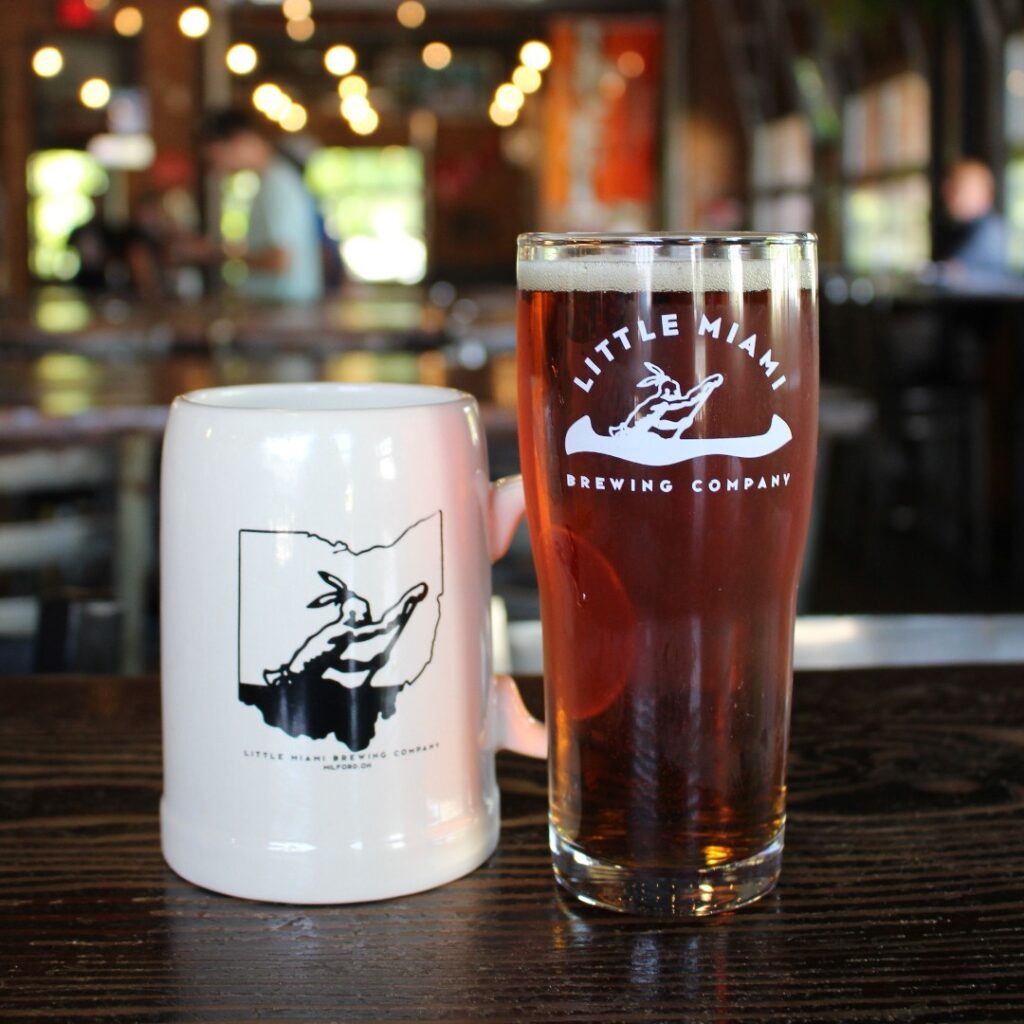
[{"left": 2, "top": 666, "right": 1023, "bottom": 1021}]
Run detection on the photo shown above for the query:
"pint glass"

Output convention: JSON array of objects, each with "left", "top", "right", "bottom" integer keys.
[{"left": 516, "top": 233, "right": 818, "bottom": 915}]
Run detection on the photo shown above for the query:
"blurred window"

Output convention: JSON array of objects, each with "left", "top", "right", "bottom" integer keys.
[
  {"left": 750, "top": 113, "right": 814, "bottom": 232},
  {"left": 306, "top": 147, "right": 426, "bottom": 284},
  {"left": 844, "top": 175, "right": 930, "bottom": 272},
  {"left": 27, "top": 150, "right": 109, "bottom": 282},
  {"left": 1004, "top": 34, "right": 1024, "bottom": 269},
  {"left": 841, "top": 71, "right": 931, "bottom": 271}
]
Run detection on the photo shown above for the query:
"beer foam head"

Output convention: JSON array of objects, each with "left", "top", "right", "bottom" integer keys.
[{"left": 517, "top": 243, "right": 816, "bottom": 293}]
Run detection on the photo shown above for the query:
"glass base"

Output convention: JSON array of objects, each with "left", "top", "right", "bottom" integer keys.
[{"left": 550, "top": 824, "right": 784, "bottom": 917}]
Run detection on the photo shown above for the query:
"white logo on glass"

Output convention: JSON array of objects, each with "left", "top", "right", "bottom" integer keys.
[{"left": 564, "top": 362, "right": 791, "bottom": 467}]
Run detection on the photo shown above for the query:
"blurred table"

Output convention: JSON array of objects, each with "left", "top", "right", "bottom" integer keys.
[
  {"left": 0, "top": 286, "right": 448, "bottom": 357},
  {"left": 2, "top": 667, "right": 1023, "bottom": 1021}
]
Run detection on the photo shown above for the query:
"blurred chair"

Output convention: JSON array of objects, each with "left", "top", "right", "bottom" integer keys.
[
  {"left": 0, "top": 444, "right": 119, "bottom": 673},
  {"left": 799, "top": 384, "right": 878, "bottom": 611}
]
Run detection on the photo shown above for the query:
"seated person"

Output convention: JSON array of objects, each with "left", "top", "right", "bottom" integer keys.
[{"left": 934, "top": 158, "right": 1009, "bottom": 276}]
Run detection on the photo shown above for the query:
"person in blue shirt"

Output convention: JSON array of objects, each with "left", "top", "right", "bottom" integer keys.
[
  {"left": 200, "top": 109, "right": 324, "bottom": 304},
  {"left": 935, "top": 158, "right": 1009, "bottom": 275}
]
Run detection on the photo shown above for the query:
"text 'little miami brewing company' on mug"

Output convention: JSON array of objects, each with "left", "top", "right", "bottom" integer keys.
[
  {"left": 160, "top": 383, "right": 546, "bottom": 904},
  {"left": 516, "top": 233, "right": 818, "bottom": 916}
]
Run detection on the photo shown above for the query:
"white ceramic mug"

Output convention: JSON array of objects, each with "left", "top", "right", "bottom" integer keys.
[{"left": 160, "top": 382, "right": 546, "bottom": 903}]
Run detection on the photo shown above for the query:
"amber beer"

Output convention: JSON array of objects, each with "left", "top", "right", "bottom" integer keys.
[{"left": 516, "top": 234, "right": 818, "bottom": 915}]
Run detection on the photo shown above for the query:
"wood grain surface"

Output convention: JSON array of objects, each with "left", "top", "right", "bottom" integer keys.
[{"left": 1, "top": 667, "right": 1023, "bottom": 1023}]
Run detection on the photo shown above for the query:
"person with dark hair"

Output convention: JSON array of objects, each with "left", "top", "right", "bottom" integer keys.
[
  {"left": 201, "top": 108, "right": 323, "bottom": 303},
  {"left": 935, "top": 158, "right": 1009, "bottom": 275}
]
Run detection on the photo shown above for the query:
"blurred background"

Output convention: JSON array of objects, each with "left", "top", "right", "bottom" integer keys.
[{"left": 2, "top": 0, "right": 1024, "bottom": 673}]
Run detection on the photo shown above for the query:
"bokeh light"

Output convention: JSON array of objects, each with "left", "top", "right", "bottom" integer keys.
[
  {"left": 396, "top": 1, "right": 426, "bottom": 29},
  {"left": 179, "top": 6, "right": 211, "bottom": 39},
  {"left": 270, "top": 97, "right": 294, "bottom": 123},
  {"left": 350, "top": 109, "right": 380, "bottom": 136},
  {"left": 286, "top": 17, "right": 315, "bottom": 41},
  {"left": 488, "top": 102, "right": 517, "bottom": 127},
  {"left": 338, "top": 74, "right": 368, "bottom": 98},
  {"left": 80, "top": 77, "right": 112, "bottom": 110},
  {"left": 617, "top": 50, "right": 645, "bottom": 78},
  {"left": 340, "top": 94, "right": 371, "bottom": 120},
  {"left": 113, "top": 6, "right": 143, "bottom": 36},
  {"left": 282, "top": 0, "right": 311, "bottom": 18},
  {"left": 421, "top": 42, "right": 451, "bottom": 70},
  {"left": 226, "top": 43, "right": 258, "bottom": 75},
  {"left": 32, "top": 47, "right": 64, "bottom": 78},
  {"left": 253, "top": 82, "right": 283, "bottom": 112},
  {"left": 324, "top": 44, "right": 356, "bottom": 76},
  {"left": 511, "top": 65, "right": 541, "bottom": 94},
  {"left": 520, "top": 40, "right": 551, "bottom": 71},
  {"left": 494, "top": 83, "right": 524, "bottom": 112},
  {"left": 280, "top": 103, "right": 308, "bottom": 132}
]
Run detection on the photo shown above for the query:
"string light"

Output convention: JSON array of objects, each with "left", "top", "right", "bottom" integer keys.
[
  {"left": 113, "top": 6, "right": 143, "bottom": 35},
  {"left": 226, "top": 43, "right": 258, "bottom": 75},
  {"left": 396, "top": 1, "right": 426, "bottom": 29},
  {"left": 511, "top": 65, "right": 541, "bottom": 94},
  {"left": 270, "top": 97, "right": 293, "bottom": 122},
  {"left": 338, "top": 74, "right": 368, "bottom": 98},
  {"left": 421, "top": 42, "right": 451, "bottom": 70},
  {"left": 494, "top": 83, "right": 524, "bottom": 112},
  {"left": 286, "top": 17, "right": 315, "bottom": 41},
  {"left": 32, "top": 47, "right": 64, "bottom": 78},
  {"left": 519, "top": 41, "right": 551, "bottom": 71},
  {"left": 252, "top": 83, "right": 289, "bottom": 119},
  {"left": 282, "top": 0, "right": 311, "bottom": 19},
  {"left": 178, "top": 7, "right": 211, "bottom": 39},
  {"left": 489, "top": 41, "right": 550, "bottom": 127},
  {"left": 80, "top": 77, "right": 112, "bottom": 109},
  {"left": 324, "top": 45, "right": 356, "bottom": 75},
  {"left": 253, "top": 83, "right": 281, "bottom": 110},
  {"left": 350, "top": 109, "right": 379, "bottom": 135},
  {"left": 280, "top": 103, "right": 308, "bottom": 132},
  {"left": 340, "top": 94, "right": 371, "bottom": 120},
  {"left": 488, "top": 102, "right": 517, "bottom": 127}
]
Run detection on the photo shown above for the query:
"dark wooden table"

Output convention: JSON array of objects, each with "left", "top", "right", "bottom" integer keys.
[{"left": 2, "top": 667, "right": 1023, "bottom": 1022}]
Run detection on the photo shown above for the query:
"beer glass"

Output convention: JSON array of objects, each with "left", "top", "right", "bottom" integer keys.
[{"left": 516, "top": 233, "right": 818, "bottom": 915}]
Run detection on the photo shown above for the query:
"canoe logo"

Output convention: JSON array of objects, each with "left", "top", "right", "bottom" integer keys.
[
  {"left": 565, "top": 361, "right": 791, "bottom": 467},
  {"left": 237, "top": 512, "right": 443, "bottom": 751}
]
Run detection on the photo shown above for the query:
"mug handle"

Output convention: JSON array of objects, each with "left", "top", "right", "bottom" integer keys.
[{"left": 488, "top": 475, "right": 547, "bottom": 759}]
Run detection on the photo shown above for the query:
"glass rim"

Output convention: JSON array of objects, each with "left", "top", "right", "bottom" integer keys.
[
  {"left": 517, "top": 231, "right": 816, "bottom": 247},
  {"left": 175, "top": 381, "right": 474, "bottom": 413}
]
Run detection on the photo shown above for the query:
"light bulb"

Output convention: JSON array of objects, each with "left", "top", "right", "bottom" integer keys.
[
  {"left": 178, "top": 6, "right": 211, "bottom": 39},
  {"left": 226, "top": 43, "right": 258, "bottom": 75},
  {"left": 80, "top": 77, "right": 112, "bottom": 109},
  {"left": 32, "top": 47, "right": 64, "bottom": 78},
  {"left": 520, "top": 41, "right": 551, "bottom": 71}
]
